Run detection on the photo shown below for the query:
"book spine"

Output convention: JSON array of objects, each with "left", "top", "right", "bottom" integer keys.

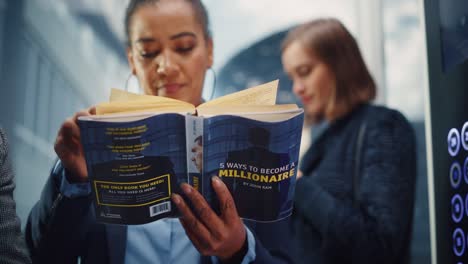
[{"left": 185, "top": 115, "right": 204, "bottom": 193}]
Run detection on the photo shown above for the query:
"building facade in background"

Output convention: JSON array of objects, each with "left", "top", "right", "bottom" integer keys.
[{"left": 0, "top": 0, "right": 128, "bottom": 223}]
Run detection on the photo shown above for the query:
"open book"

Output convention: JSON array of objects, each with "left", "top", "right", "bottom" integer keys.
[{"left": 78, "top": 80, "right": 304, "bottom": 225}]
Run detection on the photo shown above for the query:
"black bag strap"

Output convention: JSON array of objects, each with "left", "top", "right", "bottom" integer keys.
[{"left": 353, "top": 121, "right": 367, "bottom": 207}]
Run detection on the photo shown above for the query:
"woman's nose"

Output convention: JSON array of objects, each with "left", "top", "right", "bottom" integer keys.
[
  {"left": 292, "top": 82, "right": 305, "bottom": 96},
  {"left": 156, "top": 52, "right": 178, "bottom": 77}
]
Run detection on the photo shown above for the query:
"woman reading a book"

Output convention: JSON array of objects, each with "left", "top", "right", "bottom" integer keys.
[
  {"left": 26, "top": 0, "right": 292, "bottom": 263},
  {"left": 281, "top": 18, "right": 416, "bottom": 264}
]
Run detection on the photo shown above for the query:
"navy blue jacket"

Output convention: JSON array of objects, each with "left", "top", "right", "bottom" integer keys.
[
  {"left": 25, "top": 161, "right": 294, "bottom": 263},
  {"left": 293, "top": 104, "right": 416, "bottom": 264}
]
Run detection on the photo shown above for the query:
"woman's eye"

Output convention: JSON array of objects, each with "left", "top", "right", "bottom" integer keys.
[
  {"left": 140, "top": 51, "right": 159, "bottom": 59},
  {"left": 176, "top": 45, "right": 194, "bottom": 54},
  {"left": 297, "top": 66, "right": 311, "bottom": 77}
]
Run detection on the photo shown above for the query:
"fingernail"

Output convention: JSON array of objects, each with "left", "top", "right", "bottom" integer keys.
[
  {"left": 181, "top": 183, "right": 192, "bottom": 194},
  {"left": 211, "top": 176, "right": 221, "bottom": 186},
  {"left": 172, "top": 194, "right": 181, "bottom": 204}
]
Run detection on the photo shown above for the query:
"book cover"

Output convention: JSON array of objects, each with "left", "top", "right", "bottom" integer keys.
[
  {"left": 78, "top": 80, "right": 304, "bottom": 225},
  {"left": 79, "top": 113, "right": 187, "bottom": 225},
  {"left": 201, "top": 113, "right": 303, "bottom": 222}
]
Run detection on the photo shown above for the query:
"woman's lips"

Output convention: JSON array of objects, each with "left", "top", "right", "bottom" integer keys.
[{"left": 301, "top": 95, "right": 313, "bottom": 104}]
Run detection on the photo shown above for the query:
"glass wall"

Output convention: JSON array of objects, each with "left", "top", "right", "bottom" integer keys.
[
  {"left": 0, "top": 0, "right": 128, "bottom": 222},
  {"left": 0, "top": 0, "right": 429, "bottom": 262}
]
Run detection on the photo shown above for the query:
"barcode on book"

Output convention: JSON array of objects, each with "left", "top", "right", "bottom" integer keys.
[{"left": 149, "top": 201, "right": 171, "bottom": 217}]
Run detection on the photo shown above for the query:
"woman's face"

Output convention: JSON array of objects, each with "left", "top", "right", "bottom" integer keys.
[
  {"left": 281, "top": 40, "right": 336, "bottom": 124},
  {"left": 127, "top": 0, "right": 213, "bottom": 106}
]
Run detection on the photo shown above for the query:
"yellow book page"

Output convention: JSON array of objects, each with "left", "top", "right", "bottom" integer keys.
[
  {"left": 197, "top": 80, "right": 278, "bottom": 110},
  {"left": 109, "top": 88, "right": 186, "bottom": 105},
  {"left": 197, "top": 104, "right": 298, "bottom": 117},
  {"left": 234, "top": 111, "right": 303, "bottom": 122},
  {"left": 109, "top": 88, "right": 147, "bottom": 102},
  {"left": 96, "top": 97, "right": 194, "bottom": 115},
  {"left": 94, "top": 88, "right": 194, "bottom": 115},
  {"left": 98, "top": 80, "right": 278, "bottom": 115}
]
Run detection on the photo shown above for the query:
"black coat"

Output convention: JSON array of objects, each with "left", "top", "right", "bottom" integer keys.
[{"left": 293, "top": 104, "right": 416, "bottom": 264}]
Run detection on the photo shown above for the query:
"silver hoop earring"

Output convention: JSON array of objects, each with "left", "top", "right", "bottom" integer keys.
[
  {"left": 125, "top": 73, "right": 141, "bottom": 93},
  {"left": 125, "top": 73, "right": 132, "bottom": 92},
  {"left": 207, "top": 67, "right": 217, "bottom": 100}
]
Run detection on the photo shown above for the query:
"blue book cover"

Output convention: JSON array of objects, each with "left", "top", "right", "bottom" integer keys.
[
  {"left": 78, "top": 81, "right": 304, "bottom": 225},
  {"left": 200, "top": 113, "right": 303, "bottom": 222},
  {"left": 79, "top": 113, "right": 187, "bottom": 225}
]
